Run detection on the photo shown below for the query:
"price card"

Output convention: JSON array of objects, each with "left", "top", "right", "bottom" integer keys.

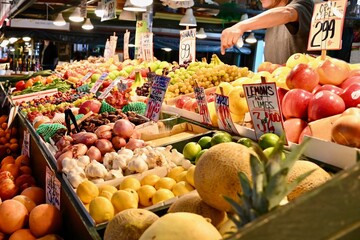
[
  {"left": 135, "top": 21, "right": 148, "bottom": 59},
  {"left": 21, "top": 129, "right": 30, "bottom": 157},
  {"left": 101, "top": 0, "right": 116, "bottom": 21},
  {"left": 7, "top": 105, "right": 18, "bottom": 129},
  {"left": 215, "top": 93, "right": 239, "bottom": 134},
  {"left": 179, "top": 28, "right": 196, "bottom": 65},
  {"left": 145, "top": 75, "right": 171, "bottom": 121},
  {"left": 79, "top": 70, "right": 94, "bottom": 85},
  {"left": 45, "top": 166, "right": 61, "bottom": 210},
  {"left": 117, "top": 79, "right": 131, "bottom": 92},
  {"left": 124, "top": 30, "right": 130, "bottom": 60},
  {"left": 243, "top": 82, "right": 285, "bottom": 140},
  {"left": 90, "top": 73, "right": 108, "bottom": 94},
  {"left": 98, "top": 77, "right": 122, "bottom": 99},
  {"left": 141, "top": 32, "right": 154, "bottom": 62},
  {"left": 307, "top": 0, "right": 347, "bottom": 51},
  {"left": 194, "top": 86, "right": 212, "bottom": 125}
]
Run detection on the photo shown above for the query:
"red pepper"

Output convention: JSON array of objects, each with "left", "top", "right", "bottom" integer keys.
[{"left": 15, "top": 80, "right": 26, "bottom": 91}]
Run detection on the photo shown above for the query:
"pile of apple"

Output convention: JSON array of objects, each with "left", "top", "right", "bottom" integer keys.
[{"left": 272, "top": 53, "right": 360, "bottom": 145}]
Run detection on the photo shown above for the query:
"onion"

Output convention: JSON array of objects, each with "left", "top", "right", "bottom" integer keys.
[
  {"left": 72, "top": 132, "right": 98, "bottom": 146},
  {"left": 113, "top": 119, "right": 135, "bottom": 139},
  {"left": 125, "top": 138, "right": 146, "bottom": 151},
  {"left": 95, "top": 125, "right": 113, "bottom": 139},
  {"left": 331, "top": 115, "right": 360, "bottom": 148},
  {"left": 72, "top": 143, "right": 88, "bottom": 158},
  {"left": 55, "top": 135, "right": 73, "bottom": 151},
  {"left": 111, "top": 136, "right": 127, "bottom": 150},
  {"left": 130, "top": 130, "right": 141, "bottom": 139},
  {"left": 95, "top": 139, "right": 114, "bottom": 155},
  {"left": 86, "top": 146, "right": 102, "bottom": 162},
  {"left": 56, "top": 151, "right": 73, "bottom": 170}
]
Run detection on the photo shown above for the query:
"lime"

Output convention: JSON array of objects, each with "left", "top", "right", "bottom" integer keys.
[
  {"left": 198, "top": 136, "right": 212, "bottom": 149},
  {"left": 183, "top": 142, "right": 202, "bottom": 162},
  {"left": 195, "top": 149, "right": 208, "bottom": 164},
  {"left": 211, "top": 132, "right": 232, "bottom": 146},
  {"left": 263, "top": 147, "right": 286, "bottom": 160},
  {"left": 258, "top": 133, "right": 280, "bottom": 150},
  {"left": 237, "top": 137, "right": 253, "bottom": 148}
]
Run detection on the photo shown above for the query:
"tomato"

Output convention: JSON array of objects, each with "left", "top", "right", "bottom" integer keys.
[{"left": 15, "top": 81, "right": 26, "bottom": 91}]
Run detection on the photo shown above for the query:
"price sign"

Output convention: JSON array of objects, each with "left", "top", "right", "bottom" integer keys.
[
  {"left": 90, "top": 73, "right": 108, "bottom": 94},
  {"left": 45, "top": 166, "right": 61, "bottom": 210},
  {"left": 21, "top": 129, "right": 30, "bottom": 157},
  {"left": 98, "top": 77, "right": 122, "bottom": 99},
  {"left": 194, "top": 86, "right": 212, "bottom": 125},
  {"left": 141, "top": 32, "right": 154, "bottom": 62},
  {"left": 124, "top": 30, "right": 130, "bottom": 60},
  {"left": 308, "top": 0, "right": 347, "bottom": 51},
  {"left": 243, "top": 82, "right": 285, "bottom": 140},
  {"left": 101, "top": 0, "right": 116, "bottom": 21},
  {"left": 145, "top": 75, "right": 171, "bottom": 121},
  {"left": 215, "top": 93, "right": 239, "bottom": 134},
  {"left": 117, "top": 79, "right": 131, "bottom": 92},
  {"left": 179, "top": 28, "right": 196, "bottom": 65},
  {"left": 135, "top": 21, "right": 148, "bottom": 59},
  {"left": 79, "top": 71, "right": 94, "bottom": 85}
]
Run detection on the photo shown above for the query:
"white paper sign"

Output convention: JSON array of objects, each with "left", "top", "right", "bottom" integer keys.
[
  {"left": 141, "top": 32, "right": 154, "bottom": 62},
  {"left": 45, "top": 166, "right": 61, "bottom": 210},
  {"left": 101, "top": 0, "right": 117, "bottom": 21},
  {"left": 98, "top": 78, "right": 121, "bottom": 99},
  {"left": 90, "top": 73, "right": 108, "bottom": 94},
  {"left": 179, "top": 28, "right": 196, "bottom": 65},
  {"left": 21, "top": 129, "right": 30, "bottom": 157},
  {"left": 124, "top": 30, "right": 130, "bottom": 60},
  {"left": 194, "top": 86, "right": 212, "bottom": 125},
  {"left": 243, "top": 82, "right": 285, "bottom": 140},
  {"left": 215, "top": 93, "right": 239, "bottom": 134}
]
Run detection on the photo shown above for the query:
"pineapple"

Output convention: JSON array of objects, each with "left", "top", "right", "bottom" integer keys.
[{"left": 224, "top": 135, "right": 315, "bottom": 239}]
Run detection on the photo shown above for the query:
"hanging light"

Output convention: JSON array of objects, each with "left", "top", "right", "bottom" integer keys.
[
  {"left": 119, "top": 10, "right": 136, "bottom": 21},
  {"left": 22, "top": 36, "right": 31, "bottom": 42},
  {"left": 179, "top": 8, "right": 197, "bottom": 26},
  {"left": 0, "top": 39, "right": 9, "bottom": 47},
  {"left": 162, "top": 47, "right": 172, "bottom": 52},
  {"left": 196, "top": 28, "right": 207, "bottom": 39},
  {"left": 69, "top": 7, "right": 84, "bottom": 22},
  {"left": 245, "top": 32, "right": 257, "bottom": 44},
  {"left": 9, "top": 37, "right": 18, "bottom": 44},
  {"left": 123, "top": 0, "right": 147, "bottom": 12},
  {"left": 130, "top": 0, "right": 153, "bottom": 7},
  {"left": 53, "top": 13, "right": 66, "bottom": 26},
  {"left": 82, "top": 18, "right": 94, "bottom": 30},
  {"left": 95, "top": 2, "right": 104, "bottom": 17}
]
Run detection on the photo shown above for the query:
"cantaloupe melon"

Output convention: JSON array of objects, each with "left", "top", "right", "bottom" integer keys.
[
  {"left": 168, "top": 191, "right": 226, "bottom": 228},
  {"left": 194, "top": 142, "right": 252, "bottom": 212},
  {"left": 139, "top": 212, "right": 222, "bottom": 240},
  {"left": 104, "top": 209, "right": 159, "bottom": 240},
  {"left": 287, "top": 160, "right": 331, "bottom": 200}
]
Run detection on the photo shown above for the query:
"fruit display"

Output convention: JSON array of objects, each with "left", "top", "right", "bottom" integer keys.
[{"left": 0, "top": 115, "right": 19, "bottom": 160}]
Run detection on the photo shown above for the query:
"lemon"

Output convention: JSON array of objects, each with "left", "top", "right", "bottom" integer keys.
[
  {"left": 237, "top": 137, "right": 253, "bottom": 148},
  {"left": 195, "top": 149, "right": 207, "bottom": 164},
  {"left": 197, "top": 136, "right": 212, "bottom": 149},
  {"left": 152, "top": 189, "right": 175, "bottom": 205},
  {"left": 167, "top": 166, "right": 185, "bottom": 180},
  {"left": 98, "top": 185, "right": 118, "bottom": 195},
  {"left": 286, "top": 53, "right": 309, "bottom": 68},
  {"left": 111, "top": 190, "right": 138, "bottom": 213},
  {"left": 140, "top": 174, "right": 161, "bottom": 186},
  {"left": 119, "top": 177, "right": 141, "bottom": 191},
  {"left": 186, "top": 165, "right": 196, "bottom": 187},
  {"left": 99, "top": 190, "right": 113, "bottom": 201},
  {"left": 258, "top": 133, "right": 280, "bottom": 150},
  {"left": 175, "top": 171, "right": 188, "bottom": 183},
  {"left": 183, "top": 142, "right": 202, "bottom": 162},
  {"left": 76, "top": 180, "right": 99, "bottom": 204},
  {"left": 155, "top": 177, "right": 177, "bottom": 190},
  {"left": 137, "top": 185, "right": 157, "bottom": 207},
  {"left": 172, "top": 181, "right": 195, "bottom": 196},
  {"left": 123, "top": 188, "right": 139, "bottom": 203},
  {"left": 263, "top": 147, "right": 286, "bottom": 160},
  {"left": 215, "top": 82, "right": 233, "bottom": 96},
  {"left": 89, "top": 196, "right": 115, "bottom": 224},
  {"left": 228, "top": 86, "right": 248, "bottom": 116},
  {"left": 211, "top": 132, "right": 232, "bottom": 146}
]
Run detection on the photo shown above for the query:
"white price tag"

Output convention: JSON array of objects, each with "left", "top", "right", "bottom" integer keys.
[
  {"left": 90, "top": 73, "right": 108, "bottom": 94},
  {"left": 98, "top": 78, "right": 121, "bottom": 99},
  {"left": 215, "top": 93, "right": 239, "bottom": 134},
  {"left": 101, "top": 0, "right": 116, "bottom": 21},
  {"left": 79, "top": 71, "right": 94, "bottom": 85},
  {"left": 179, "top": 28, "right": 196, "bottom": 65},
  {"left": 194, "top": 86, "right": 212, "bottom": 125},
  {"left": 124, "top": 30, "right": 130, "bottom": 60},
  {"left": 21, "top": 129, "right": 30, "bottom": 157},
  {"left": 45, "top": 166, "right": 61, "bottom": 210},
  {"left": 141, "top": 32, "right": 154, "bottom": 62}
]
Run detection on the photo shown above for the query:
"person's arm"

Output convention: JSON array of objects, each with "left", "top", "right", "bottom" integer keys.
[{"left": 220, "top": 6, "right": 299, "bottom": 54}]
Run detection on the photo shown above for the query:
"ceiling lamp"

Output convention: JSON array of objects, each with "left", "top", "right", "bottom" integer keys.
[
  {"left": 179, "top": 8, "right": 197, "bottom": 26},
  {"left": 245, "top": 32, "right": 257, "bottom": 44},
  {"left": 119, "top": 10, "right": 136, "bottom": 21},
  {"left": 95, "top": 2, "right": 104, "bottom": 17},
  {"left": 82, "top": 18, "right": 94, "bottom": 30},
  {"left": 0, "top": 39, "right": 9, "bottom": 47},
  {"left": 123, "top": 0, "right": 147, "bottom": 12},
  {"left": 22, "top": 36, "right": 31, "bottom": 42},
  {"left": 196, "top": 28, "right": 207, "bottom": 39},
  {"left": 53, "top": 13, "right": 66, "bottom": 26},
  {"left": 69, "top": 7, "right": 84, "bottom": 22},
  {"left": 162, "top": 47, "right": 172, "bottom": 52},
  {"left": 130, "top": 0, "right": 153, "bottom": 7},
  {"left": 9, "top": 37, "right": 18, "bottom": 44}
]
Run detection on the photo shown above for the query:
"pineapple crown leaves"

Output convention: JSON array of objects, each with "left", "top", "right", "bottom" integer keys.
[{"left": 224, "top": 134, "right": 316, "bottom": 239}]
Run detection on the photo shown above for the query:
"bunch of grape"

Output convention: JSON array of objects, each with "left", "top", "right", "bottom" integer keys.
[{"left": 135, "top": 81, "right": 152, "bottom": 97}]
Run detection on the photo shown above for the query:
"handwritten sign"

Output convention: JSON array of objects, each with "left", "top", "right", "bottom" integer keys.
[
  {"left": 124, "top": 30, "right": 130, "bottom": 60},
  {"left": 98, "top": 77, "right": 122, "bottom": 99},
  {"left": 194, "top": 86, "right": 212, "bottom": 125},
  {"left": 90, "top": 73, "right": 108, "bottom": 94},
  {"left": 135, "top": 21, "right": 148, "bottom": 59},
  {"left": 308, "top": 0, "right": 347, "bottom": 51},
  {"left": 141, "top": 32, "right": 154, "bottom": 62},
  {"left": 21, "top": 129, "right": 30, "bottom": 157},
  {"left": 145, "top": 75, "right": 171, "bottom": 121},
  {"left": 215, "top": 93, "right": 239, "bottom": 134},
  {"left": 243, "top": 82, "right": 285, "bottom": 140},
  {"left": 79, "top": 71, "right": 94, "bottom": 85},
  {"left": 101, "top": 0, "right": 116, "bottom": 21},
  {"left": 45, "top": 166, "right": 61, "bottom": 210},
  {"left": 179, "top": 28, "right": 196, "bottom": 65},
  {"left": 117, "top": 79, "right": 131, "bottom": 92}
]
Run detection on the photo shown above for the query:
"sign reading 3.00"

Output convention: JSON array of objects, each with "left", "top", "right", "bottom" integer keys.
[
  {"left": 308, "top": 0, "right": 347, "bottom": 51},
  {"left": 179, "top": 28, "right": 196, "bottom": 65}
]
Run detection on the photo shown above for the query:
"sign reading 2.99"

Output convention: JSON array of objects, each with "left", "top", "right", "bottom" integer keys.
[
  {"left": 179, "top": 28, "right": 196, "bottom": 65},
  {"left": 308, "top": 0, "right": 347, "bottom": 51}
]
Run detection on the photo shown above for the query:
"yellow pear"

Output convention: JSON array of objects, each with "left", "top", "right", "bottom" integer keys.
[{"left": 228, "top": 86, "right": 249, "bottom": 116}]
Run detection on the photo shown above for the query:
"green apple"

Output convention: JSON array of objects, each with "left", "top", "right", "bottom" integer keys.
[
  {"left": 123, "top": 65, "right": 135, "bottom": 74},
  {"left": 108, "top": 71, "right": 117, "bottom": 80},
  {"left": 159, "top": 61, "right": 170, "bottom": 70},
  {"left": 155, "top": 69, "right": 163, "bottom": 75},
  {"left": 91, "top": 73, "right": 101, "bottom": 83}
]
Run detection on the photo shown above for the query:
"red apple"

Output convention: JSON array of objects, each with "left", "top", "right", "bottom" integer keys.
[
  {"left": 0, "top": 178, "right": 18, "bottom": 200},
  {"left": 281, "top": 89, "right": 313, "bottom": 120},
  {"left": 175, "top": 96, "right": 192, "bottom": 109},
  {"left": 283, "top": 118, "right": 308, "bottom": 144},
  {"left": 308, "top": 90, "right": 346, "bottom": 121},
  {"left": 78, "top": 99, "right": 102, "bottom": 114},
  {"left": 316, "top": 58, "right": 351, "bottom": 86},
  {"left": 258, "top": 61, "right": 281, "bottom": 73},
  {"left": 298, "top": 125, "right": 312, "bottom": 144},
  {"left": 277, "top": 87, "right": 289, "bottom": 107},
  {"left": 14, "top": 174, "right": 36, "bottom": 187},
  {"left": 340, "top": 75, "right": 360, "bottom": 89},
  {"left": 0, "top": 171, "right": 13, "bottom": 182},
  {"left": 313, "top": 84, "right": 343, "bottom": 95},
  {"left": 340, "top": 83, "right": 360, "bottom": 108},
  {"left": 286, "top": 63, "right": 320, "bottom": 92}
]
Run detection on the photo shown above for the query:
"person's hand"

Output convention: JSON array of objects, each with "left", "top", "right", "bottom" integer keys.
[{"left": 220, "top": 23, "right": 245, "bottom": 55}]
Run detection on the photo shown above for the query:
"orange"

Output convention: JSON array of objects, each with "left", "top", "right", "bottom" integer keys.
[
  {"left": 1, "top": 155, "right": 15, "bottom": 166},
  {"left": 0, "top": 200, "right": 28, "bottom": 235},
  {"left": 9, "top": 229, "right": 36, "bottom": 240},
  {"left": 29, "top": 204, "right": 62, "bottom": 238},
  {"left": 21, "top": 187, "right": 45, "bottom": 205},
  {"left": 24, "top": 79, "right": 34, "bottom": 89}
]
